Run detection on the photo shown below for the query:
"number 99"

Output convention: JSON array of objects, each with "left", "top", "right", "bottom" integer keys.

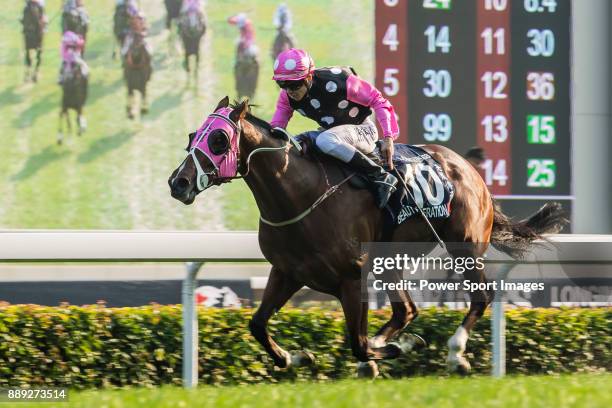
[{"left": 423, "top": 113, "right": 452, "bottom": 142}]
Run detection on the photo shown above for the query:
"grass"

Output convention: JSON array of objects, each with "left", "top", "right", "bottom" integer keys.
[
  {"left": 14, "top": 374, "right": 612, "bottom": 408},
  {"left": 0, "top": 0, "right": 373, "bottom": 230}
]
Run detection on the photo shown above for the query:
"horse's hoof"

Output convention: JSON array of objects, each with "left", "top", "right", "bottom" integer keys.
[
  {"left": 448, "top": 356, "right": 471, "bottom": 376},
  {"left": 290, "top": 350, "right": 315, "bottom": 367},
  {"left": 357, "top": 361, "right": 379, "bottom": 379}
]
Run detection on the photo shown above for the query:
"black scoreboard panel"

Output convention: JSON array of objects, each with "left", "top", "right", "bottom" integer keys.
[{"left": 375, "top": 0, "right": 572, "bottom": 227}]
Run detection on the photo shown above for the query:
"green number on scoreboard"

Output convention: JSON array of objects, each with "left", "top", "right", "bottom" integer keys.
[
  {"left": 527, "top": 115, "right": 556, "bottom": 144},
  {"left": 527, "top": 159, "right": 556, "bottom": 188},
  {"left": 423, "top": 0, "right": 452, "bottom": 10}
]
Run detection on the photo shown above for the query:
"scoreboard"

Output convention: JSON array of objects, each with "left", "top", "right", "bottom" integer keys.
[{"left": 375, "top": 0, "right": 572, "bottom": 225}]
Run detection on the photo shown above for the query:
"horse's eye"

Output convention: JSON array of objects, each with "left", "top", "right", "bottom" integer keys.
[
  {"left": 185, "top": 132, "right": 196, "bottom": 152},
  {"left": 208, "top": 131, "right": 230, "bottom": 155}
]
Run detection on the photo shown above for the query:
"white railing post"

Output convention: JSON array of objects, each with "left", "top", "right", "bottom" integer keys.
[
  {"left": 182, "top": 261, "right": 203, "bottom": 388},
  {"left": 492, "top": 263, "right": 514, "bottom": 377}
]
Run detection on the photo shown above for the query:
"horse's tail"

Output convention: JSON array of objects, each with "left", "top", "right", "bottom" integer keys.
[{"left": 490, "top": 200, "right": 568, "bottom": 258}]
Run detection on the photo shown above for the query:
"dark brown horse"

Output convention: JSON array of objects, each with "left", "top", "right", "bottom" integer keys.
[
  {"left": 177, "top": 10, "right": 206, "bottom": 79},
  {"left": 168, "top": 98, "right": 566, "bottom": 377},
  {"left": 271, "top": 29, "right": 294, "bottom": 61},
  {"left": 21, "top": 1, "right": 45, "bottom": 83},
  {"left": 57, "top": 62, "right": 88, "bottom": 145},
  {"left": 123, "top": 33, "right": 152, "bottom": 119},
  {"left": 235, "top": 54, "right": 258, "bottom": 100}
]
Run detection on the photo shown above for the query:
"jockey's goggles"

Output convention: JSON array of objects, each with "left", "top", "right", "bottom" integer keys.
[{"left": 276, "top": 80, "right": 306, "bottom": 91}]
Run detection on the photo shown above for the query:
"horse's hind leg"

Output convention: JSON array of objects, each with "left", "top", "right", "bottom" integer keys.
[
  {"left": 126, "top": 89, "right": 134, "bottom": 119},
  {"left": 32, "top": 48, "right": 42, "bottom": 82},
  {"left": 248, "top": 267, "right": 312, "bottom": 368},
  {"left": 140, "top": 87, "right": 149, "bottom": 115},
  {"left": 24, "top": 49, "right": 32, "bottom": 82},
  {"left": 57, "top": 110, "right": 64, "bottom": 145},
  {"left": 446, "top": 244, "right": 493, "bottom": 375},
  {"left": 77, "top": 107, "right": 86, "bottom": 136},
  {"left": 370, "top": 283, "right": 423, "bottom": 352}
]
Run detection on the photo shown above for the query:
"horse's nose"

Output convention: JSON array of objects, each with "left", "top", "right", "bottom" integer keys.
[{"left": 170, "top": 177, "right": 190, "bottom": 199}]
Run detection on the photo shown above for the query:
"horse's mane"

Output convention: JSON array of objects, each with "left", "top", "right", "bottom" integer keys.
[{"left": 230, "top": 101, "right": 274, "bottom": 135}]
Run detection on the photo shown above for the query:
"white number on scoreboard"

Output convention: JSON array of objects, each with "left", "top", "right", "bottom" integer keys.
[
  {"left": 526, "top": 72, "right": 555, "bottom": 100},
  {"left": 423, "top": 70, "right": 452, "bottom": 98},
  {"left": 423, "top": 113, "right": 452, "bottom": 142},
  {"left": 424, "top": 25, "right": 451, "bottom": 54},
  {"left": 482, "top": 159, "right": 508, "bottom": 186},
  {"left": 481, "top": 71, "right": 508, "bottom": 99},
  {"left": 481, "top": 115, "right": 508, "bottom": 142},
  {"left": 484, "top": 0, "right": 508, "bottom": 11},
  {"left": 382, "top": 24, "right": 399, "bottom": 51}
]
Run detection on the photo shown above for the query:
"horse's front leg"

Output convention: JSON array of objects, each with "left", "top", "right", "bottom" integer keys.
[
  {"left": 249, "top": 266, "right": 312, "bottom": 368},
  {"left": 339, "top": 279, "right": 402, "bottom": 378},
  {"left": 33, "top": 48, "right": 42, "bottom": 82}
]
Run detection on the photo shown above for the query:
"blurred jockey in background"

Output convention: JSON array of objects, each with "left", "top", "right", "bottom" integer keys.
[
  {"left": 121, "top": 10, "right": 152, "bottom": 58},
  {"left": 273, "top": 3, "right": 292, "bottom": 34},
  {"left": 58, "top": 30, "right": 88, "bottom": 84},
  {"left": 228, "top": 12, "right": 258, "bottom": 62}
]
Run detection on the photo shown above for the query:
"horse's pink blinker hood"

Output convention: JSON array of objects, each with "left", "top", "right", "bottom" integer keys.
[{"left": 189, "top": 107, "right": 240, "bottom": 189}]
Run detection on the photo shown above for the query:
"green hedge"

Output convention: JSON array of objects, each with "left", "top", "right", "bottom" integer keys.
[{"left": 0, "top": 305, "right": 609, "bottom": 388}]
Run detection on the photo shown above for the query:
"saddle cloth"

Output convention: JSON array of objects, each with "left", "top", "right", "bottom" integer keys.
[
  {"left": 295, "top": 135, "right": 455, "bottom": 226},
  {"left": 382, "top": 144, "right": 454, "bottom": 225}
]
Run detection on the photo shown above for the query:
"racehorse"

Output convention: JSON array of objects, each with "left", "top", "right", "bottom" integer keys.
[
  {"left": 168, "top": 98, "right": 566, "bottom": 377},
  {"left": 57, "top": 62, "right": 88, "bottom": 145},
  {"left": 177, "top": 8, "right": 206, "bottom": 79},
  {"left": 21, "top": 1, "right": 45, "bottom": 83},
  {"left": 271, "top": 29, "right": 294, "bottom": 62},
  {"left": 235, "top": 52, "right": 258, "bottom": 100},
  {"left": 123, "top": 32, "right": 152, "bottom": 119}
]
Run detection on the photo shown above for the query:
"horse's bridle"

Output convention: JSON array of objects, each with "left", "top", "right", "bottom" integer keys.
[{"left": 188, "top": 112, "right": 355, "bottom": 227}]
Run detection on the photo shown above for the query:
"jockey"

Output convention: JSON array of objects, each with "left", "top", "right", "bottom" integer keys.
[
  {"left": 179, "top": 0, "right": 204, "bottom": 30},
  {"left": 273, "top": 3, "right": 292, "bottom": 33},
  {"left": 270, "top": 49, "right": 399, "bottom": 208},
  {"left": 227, "top": 13, "right": 258, "bottom": 60},
  {"left": 121, "top": 11, "right": 152, "bottom": 57},
  {"left": 181, "top": 0, "right": 202, "bottom": 14},
  {"left": 58, "top": 30, "right": 87, "bottom": 84}
]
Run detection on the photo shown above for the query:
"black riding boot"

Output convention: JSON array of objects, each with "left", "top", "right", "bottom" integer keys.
[{"left": 348, "top": 151, "right": 398, "bottom": 208}]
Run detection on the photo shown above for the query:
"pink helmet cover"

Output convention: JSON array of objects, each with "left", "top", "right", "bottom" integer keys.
[{"left": 272, "top": 48, "right": 314, "bottom": 81}]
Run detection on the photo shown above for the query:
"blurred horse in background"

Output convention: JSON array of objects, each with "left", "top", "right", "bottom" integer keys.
[
  {"left": 21, "top": 0, "right": 46, "bottom": 83},
  {"left": 122, "top": 15, "right": 152, "bottom": 119},
  {"left": 228, "top": 13, "right": 259, "bottom": 99},
  {"left": 57, "top": 60, "right": 88, "bottom": 145},
  {"left": 178, "top": 1, "right": 206, "bottom": 80},
  {"left": 271, "top": 4, "right": 294, "bottom": 61}
]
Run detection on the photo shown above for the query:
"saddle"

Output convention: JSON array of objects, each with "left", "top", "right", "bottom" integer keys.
[{"left": 299, "top": 137, "right": 455, "bottom": 225}]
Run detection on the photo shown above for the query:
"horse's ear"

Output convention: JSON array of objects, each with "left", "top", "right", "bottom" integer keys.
[
  {"left": 230, "top": 99, "right": 249, "bottom": 122},
  {"left": 215, "top": 96, "right": 230, "bottom": 111}
]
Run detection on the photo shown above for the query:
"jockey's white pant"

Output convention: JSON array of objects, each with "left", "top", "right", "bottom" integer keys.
[{"left": 300, "top": 118, "right": 379, "bottom": 163}]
